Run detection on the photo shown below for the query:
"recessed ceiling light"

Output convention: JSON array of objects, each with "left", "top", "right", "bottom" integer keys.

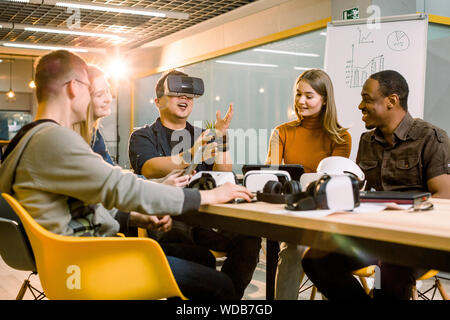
[{"left": 1, "top": 42, "right": 94, "bottom": 53}]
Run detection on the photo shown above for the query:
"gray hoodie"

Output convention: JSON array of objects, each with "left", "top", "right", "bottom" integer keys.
[{"left": 0, "top": 121, "right": 200, "bottom": 236}]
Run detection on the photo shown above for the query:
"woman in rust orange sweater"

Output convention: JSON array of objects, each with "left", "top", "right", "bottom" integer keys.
[{"left": 266, "top": 69, "right": 351, "bottom": 300}]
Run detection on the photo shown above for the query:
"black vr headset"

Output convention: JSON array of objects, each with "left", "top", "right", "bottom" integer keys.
[
  {"left": 256, "top": 180, "right": 302, "bottom": 204},
  {"left": 187, "top": 171, "right": 237, "bottom": 190},
  {"left": 161, "top": 74, "right": 205, "bottom": 98},
  {"left": 257, "top": 174, "right": 360, "bottom": 211}
]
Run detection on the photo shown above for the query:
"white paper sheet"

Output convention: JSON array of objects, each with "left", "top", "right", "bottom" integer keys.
[
  {"left": 352, "top": 203, "right": 388, "bottom": 213},
  {"left": 354, "top": 202, "right": 413, "bottom": 212},
  {"left": 268, "top": 209, "right": 334, "bottom": 218},
  {"left": 268, "top": 202, "right": 413, "bottom": 217}
]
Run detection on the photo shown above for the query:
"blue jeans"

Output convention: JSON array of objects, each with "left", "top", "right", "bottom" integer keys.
[{"left": 167, "top": 256, "right": 236, "bottom": 300}]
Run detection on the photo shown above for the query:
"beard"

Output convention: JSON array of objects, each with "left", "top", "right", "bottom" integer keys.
[{"left": 365, "top": 122, "right": 376, "bottom": 130}]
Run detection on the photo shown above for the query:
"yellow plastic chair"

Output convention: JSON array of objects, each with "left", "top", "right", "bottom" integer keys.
[
  {"left": 353, "top": 265, "right": 377, "bottom": 296},
  {"left": 412, "top": 270, "right": 449, "bottom": 300},
  {"left": 300, "top": 265, "right": 376, "bottom": 300},
  {"left": 2, "top": 193, "right": 186, "bottom": 300}
]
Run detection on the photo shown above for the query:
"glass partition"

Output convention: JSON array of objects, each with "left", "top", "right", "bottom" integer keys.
[
  {"left": 132, "top": 21, "right": 450, "bottom": 173},
  {"left": 0, "top": 110, "right": 33, "bottom": 140},
  {"left": 133, "top": 28, "right": 327, "bottom": 172},
  {"left": 424, "top": 23, "right": 450, "bottom": 135}
]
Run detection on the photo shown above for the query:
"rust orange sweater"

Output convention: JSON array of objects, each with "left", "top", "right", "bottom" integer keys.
[{"left": 266, "top": 115, "right": 352, "bottom": 173}]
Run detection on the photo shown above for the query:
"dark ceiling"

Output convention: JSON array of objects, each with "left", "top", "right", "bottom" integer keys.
[{"left": 0, "top": 0, "right": 257, "bottom": 51}]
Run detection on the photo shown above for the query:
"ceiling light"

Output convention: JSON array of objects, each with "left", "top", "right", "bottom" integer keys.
[
  {"left": 320, "top": 32, "right": 327, "bottom": 36},
  {"left": 5, "top": 0, "right": 188, "bottom": 19},
  {"left": 6, "top": 57, "right": 15, "bottom": 102},
  {"left": 24, "top": 26, "right": 125, "bottom": 40},
  {"left": 56, "top": 2, "right": 163, "bottom": 17},
  {"left": 215, "top": 60, "right": 278, "bottom": 68},
  {"left": 0, "top": 22, "right": 133, "bottom": 40},
  {"left": 105, "top": 58, "right": 128, "bottom": 80},
  {"left": 29, "top": 57, "right": 36, "bottom": 89},
  {"left": 56, "top": 0, "right": 188, "bottom": 19},
  {"left": 1, "top": 42, "right": 93, "bottom": 53},
  {"left": 253, "top": 48, "right": 320, "bottom": 57},
  {"left": 6, "top": 89, "right": 15, "bottom": 99}
]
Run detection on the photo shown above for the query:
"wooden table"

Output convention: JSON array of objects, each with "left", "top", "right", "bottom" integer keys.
[{"left": 180, "top": 198, "right": 450, "bottom": 300}]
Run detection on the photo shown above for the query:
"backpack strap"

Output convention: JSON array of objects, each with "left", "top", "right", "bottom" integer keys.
[{"left": 2, "top": 119, "right": 58, "bottom": 162}]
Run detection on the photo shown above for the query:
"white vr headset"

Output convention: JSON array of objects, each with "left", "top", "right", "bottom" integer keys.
[
  {"left": 285, "top": 174, "right": 361, "bottom": 211},
  {"left": 243, "top": 170, "right": 291, "bottom": 193},
  {"left": 300, "top": 156, "right": 365, "bottom": 191}
]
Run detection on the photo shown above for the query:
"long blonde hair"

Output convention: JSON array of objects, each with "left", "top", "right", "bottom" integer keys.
[
  {"left": 294, "top": 69, "right": 347, "bottom": 144},
  {"left": 72, "top": 65, "right": 106, "bottom": 145}
]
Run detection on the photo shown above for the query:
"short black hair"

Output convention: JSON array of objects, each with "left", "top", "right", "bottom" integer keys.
[
  {"left": 155, "top": 69, "right": 188, "bottom": 98},
  {"left": 369, "top": 70, "right": 409, "bottom": 111}
]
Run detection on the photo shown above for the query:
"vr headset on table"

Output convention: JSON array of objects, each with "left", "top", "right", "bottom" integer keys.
[
  {"left": 161, "top": 75, "right": 205, "bottom": 98},
  {"left": 257, "top": 174, "right": 360, "bottom": 211},
  {"left": 243, "top": 170, "right": 292, "bottom": 194},
  {"left": 188, "top": 171, "right": 237, "bottom": 190}
]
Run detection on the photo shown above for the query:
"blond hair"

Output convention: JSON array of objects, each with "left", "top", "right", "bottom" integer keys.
[
  {"left": 294, "top": 69, "right": 347, "bottom": 144},
  {"left": 72, "top": 65, "right": 106, "bottom": 145}
]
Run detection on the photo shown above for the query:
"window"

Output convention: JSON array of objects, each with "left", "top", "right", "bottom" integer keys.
[{"left": 0, "top": 110, "right": 33, "bottom": 140}]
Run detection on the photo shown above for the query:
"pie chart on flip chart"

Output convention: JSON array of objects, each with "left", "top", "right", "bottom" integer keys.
[{"left": 387, "top": 30, "right": 410, "bottom": 51}]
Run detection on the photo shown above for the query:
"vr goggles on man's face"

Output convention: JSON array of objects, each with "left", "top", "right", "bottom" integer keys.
[{"left": 162, "top": 74, "right": 205, "bottom": 98}]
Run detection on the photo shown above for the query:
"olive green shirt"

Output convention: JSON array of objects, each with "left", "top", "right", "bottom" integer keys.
[{"left": 356, "top": 112, "right": 450, "bottom": 192}]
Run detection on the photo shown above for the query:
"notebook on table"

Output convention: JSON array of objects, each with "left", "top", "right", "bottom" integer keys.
[
  {"left": 242, "top": 164, "right": 305, "bottom": 181},
  {"left": 359, "top": 191, "right": 431, "bottom": 206}
]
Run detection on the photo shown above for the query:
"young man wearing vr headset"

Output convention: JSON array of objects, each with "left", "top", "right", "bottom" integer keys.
[
  {"left": 128, "top": 69, "right": 261, "bottom": 299},
  {"left": 302, "top": 70, "right": 450, "bottom": 300}
]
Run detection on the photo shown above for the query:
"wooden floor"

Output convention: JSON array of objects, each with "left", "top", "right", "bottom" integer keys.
[
  {"left": 0, "top": 256, "right": 43, "bottom": 300},
  {"left": 1, "top": 253, "right": 449, "bottom": 300}
]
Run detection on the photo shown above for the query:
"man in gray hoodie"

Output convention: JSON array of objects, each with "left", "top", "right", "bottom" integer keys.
[{"left": 0, "top": 50, "right": 253, "bottom": 300}]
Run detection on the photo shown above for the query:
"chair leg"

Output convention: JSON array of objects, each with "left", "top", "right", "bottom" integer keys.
[
  {"left": 436, "top": 279, "right": 449, "bottom": 300},
  {"left": 299, "top": 271, "right": 305, "bottom": 288},
  {"left": 310, "top": 286, "right": 317, "bottom": 300},
  {"left": 16, "top": 273, "right": 46, "bottom": 300},
  {"left": 16, "top": 279, "right": 29, "bottom": 300},
  {"left": 261, "top": 238, "right": 267, "bottom": 260},
  {"left": 411, "top": 285, "right": 418, "bottom": 300},
  {"left": 359, "top": 276, "right": 370, "bottom": 295}
]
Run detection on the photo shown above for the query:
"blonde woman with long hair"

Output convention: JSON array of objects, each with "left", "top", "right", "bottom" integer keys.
[
  {"left": 266, "top": 69, "right": 351, "bottom": 300},
  {"left": 73, "top": 65, "right": 114, "bottom": 164}
]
